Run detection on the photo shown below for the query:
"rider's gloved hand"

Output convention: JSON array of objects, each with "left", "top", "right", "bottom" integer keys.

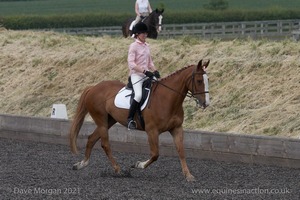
[
  {"left": 143, "top": 70, "right": 154, "bottom": 78},
  {"left": 154, "top": 70, "right": 161, "bottom": 78}
]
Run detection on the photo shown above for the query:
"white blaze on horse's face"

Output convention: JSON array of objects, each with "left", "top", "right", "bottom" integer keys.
[
  {"left": 194, "top": 72, "right": 210, "bottom": 109},
  {"left": 158, "top": 15, "right": 163, "bottom": 32},
  {"left": 203, "top": 74, "right": 210, "bottom": 107}
]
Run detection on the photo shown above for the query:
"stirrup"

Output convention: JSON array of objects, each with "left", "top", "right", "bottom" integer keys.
[{"left": 127, "top": 120, "right": 137, "bottom": 130}]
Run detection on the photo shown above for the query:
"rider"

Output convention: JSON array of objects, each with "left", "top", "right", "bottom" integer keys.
[
  {"left": 129, "top": 0, "right": 153, "bottom": 32},
  {"left": 127, "top": 22, "right": 160, "bottom": 130}
]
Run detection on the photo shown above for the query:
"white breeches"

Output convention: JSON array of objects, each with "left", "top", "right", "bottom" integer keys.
[{"left": 131, "top": 74, "right": 145, "bottom": 102}]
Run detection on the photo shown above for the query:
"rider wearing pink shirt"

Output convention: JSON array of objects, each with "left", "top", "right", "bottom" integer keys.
[{"left": 127, "top": 22, "right": 160, "bottom": 130}]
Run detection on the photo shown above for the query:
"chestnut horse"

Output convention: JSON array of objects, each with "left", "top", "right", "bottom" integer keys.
[
  {"left": 122, "top": 9, "right": 164, "bottom": 39},
  {"left": 69, "top": 59, "right": 210, "bottom": 182}
]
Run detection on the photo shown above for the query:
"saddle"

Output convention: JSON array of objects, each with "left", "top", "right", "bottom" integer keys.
[{"left": 114, "top": 77, "right": 152, "bottom": 129}]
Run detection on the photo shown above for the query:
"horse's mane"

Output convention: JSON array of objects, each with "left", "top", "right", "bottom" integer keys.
[
  {"left": 150, "top": 8, "right": 164, "bottom": 15},
  {"left": 147, "top": 10, "right": 159, "bottom": 20},
  {"left": 148, "top": 8, "right": 163, "bottom": 19},
  {"left": 160, "top": 65, "right": 194, "bottom": 81}
]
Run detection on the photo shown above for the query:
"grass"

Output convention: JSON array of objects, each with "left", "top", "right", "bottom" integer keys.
[{"left": 0, "top": 30, "right": 300, "bottom": 138}]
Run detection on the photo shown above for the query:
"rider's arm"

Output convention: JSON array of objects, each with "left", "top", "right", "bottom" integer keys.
[
  {"left": 148, "top": 2, "right": 152, "bottom": 13},
  {"left": 135, "top": 2, "right": 140, "bottom": 16},
  {"left": 148, "top": 55, "right": 156, "bottom": 72}
]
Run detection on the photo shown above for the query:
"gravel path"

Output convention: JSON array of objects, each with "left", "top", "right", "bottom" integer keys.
[{"left": 1, "top": 138, "right": 299, "bottom": 200}]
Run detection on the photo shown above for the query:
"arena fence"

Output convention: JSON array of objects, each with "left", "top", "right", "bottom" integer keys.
[
  {"left": 1, "top": 114, "right": 300, "bottom": 168},
  {"left": 37, "top": 19, "right": 300, "bottom": 40}
]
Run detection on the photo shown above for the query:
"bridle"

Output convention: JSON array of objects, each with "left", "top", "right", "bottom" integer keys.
[
  {"left": 186, "top": 69, "right": 209, "bottom": 107},
  {"left": 143, "top": 12, "right": 163, "bottom": 32},
  {"left": 187, "top": 70, "right": 209, "bottom": 97}
]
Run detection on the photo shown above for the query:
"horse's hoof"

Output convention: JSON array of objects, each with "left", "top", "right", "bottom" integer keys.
[
  {"left": 72, "top": 164, "right": 79, "bottom": 170},
  {"left": 186, "top": 175, "right": 196, "bottom": 182},
  {"left": 130, "top": 161, "right": 140, "bottom": 168},
  {"left": 114, "top": 166, "right": 121, "bottom": 174},
  {"left": 135, "top": 161, "right": 141, "bottom": 168},
  {"left": 72, "top": 160, "right": 89, "bottom": 170},
  {"left": 72, "top": 162, "right": 82, "bottom": 170},
  {"left": 120, "top": 168, "right": 133, "bottom": 178}
]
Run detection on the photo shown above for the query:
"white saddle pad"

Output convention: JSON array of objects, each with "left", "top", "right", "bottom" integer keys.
[{"left": 114, "top": 87, "right": 150, "bottom": 110}]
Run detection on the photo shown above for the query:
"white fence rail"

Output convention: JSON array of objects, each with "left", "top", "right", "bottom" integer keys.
[
  {"left": 161, "top": 19, "right": 300, "bottom": 39},
  {"left": 39, "top": 19, "right": 300, "bottom": 40},
  {"left": 41, "top": 26, "right": 122, "bottom": 36}
]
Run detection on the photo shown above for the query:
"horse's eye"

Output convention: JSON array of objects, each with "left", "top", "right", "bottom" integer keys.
[{"left": 197, "top": 80, "right": 203, "bottom": 84}]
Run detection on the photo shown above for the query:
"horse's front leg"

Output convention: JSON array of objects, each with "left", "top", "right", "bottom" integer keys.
[
  {"left": 100, "top": 127, "right": 121, "bottom": 174},
  {"left": 170, "top": 126, "right": 195, "bottom": 182},
  {"left": 133, "top": 131, "right": 159, "bottom": 169}
]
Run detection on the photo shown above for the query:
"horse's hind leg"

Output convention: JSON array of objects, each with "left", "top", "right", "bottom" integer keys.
[
  {"left": 72, "top": 125, "right": 121, "bottom": 173},
  {"left": 73, "top": 127, "right": 101, "bottom": 170}
]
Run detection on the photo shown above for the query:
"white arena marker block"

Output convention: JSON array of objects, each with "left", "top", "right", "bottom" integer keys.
[{"left": 50, "top": 104, "right": 68, "bottom": 119}]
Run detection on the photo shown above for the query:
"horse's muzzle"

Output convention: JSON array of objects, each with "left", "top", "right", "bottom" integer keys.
[
  {"left": 203, "top": 103, "right": 209, "bottom": 109},
  {"left": 157, "top": 24, "right": 162, "bottom": 33},
  {"left": 195, "top": 99, "right": 209, "bottom": 109},
  {"left": 200, "top": 103, "right": 208, "bottom": 110}
]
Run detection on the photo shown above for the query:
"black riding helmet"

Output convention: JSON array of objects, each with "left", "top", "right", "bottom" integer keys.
[{"left": 133, "top": 22, "right": 148, "bottom": 34}]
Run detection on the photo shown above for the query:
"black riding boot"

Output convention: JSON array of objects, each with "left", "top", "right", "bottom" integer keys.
[{"left": 127, "top": 100, "right": 139, "bottom": 130}]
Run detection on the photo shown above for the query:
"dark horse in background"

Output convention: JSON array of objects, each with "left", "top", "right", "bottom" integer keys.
[
  {"left": 122, "top": 9, "right": 164, "bottom": 39},
  {"left": 69, "top": 59, "right": 210, "bottom": 182}
]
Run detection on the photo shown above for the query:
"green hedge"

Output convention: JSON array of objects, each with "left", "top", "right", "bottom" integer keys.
[
  {"left": 1, "top": 13, "right": 132, "bottom": 29},
  {"left": 1, "top": 8, "right": 300, "bottom": 30},
  {"left": 164, "top": 9, "right": 300, "bottom": 24}
]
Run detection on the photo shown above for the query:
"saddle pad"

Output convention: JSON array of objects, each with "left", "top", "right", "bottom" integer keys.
[{"left": 114, "top": 87, "right": 150, "bottom": 110}]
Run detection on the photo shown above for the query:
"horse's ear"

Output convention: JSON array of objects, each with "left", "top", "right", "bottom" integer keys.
[
  {"left": 197, "top": 59, "right": 209, "bottom": 71},
  {"left": 204, "top": 59, "right": 210, "bottom": 69},
  {"left": 155, "top": 8, "right": 158, "bottom": 13},
  {"left": 161, "top": 9, "right": 164, "bottom": 13},
  {"left": 197, "top": 60, "right": 203, "bottom": 70}
]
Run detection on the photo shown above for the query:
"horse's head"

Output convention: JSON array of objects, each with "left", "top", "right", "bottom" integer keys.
[
  {"left": 150, "top": 8, "right": 164, "bottom": 33},
  {"left": 188, "top": 59, "right": 210, "bottom": 109}
]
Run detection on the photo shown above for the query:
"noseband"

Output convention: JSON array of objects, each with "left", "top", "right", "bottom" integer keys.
[{"left": 186, "top": 69, "right": 209, "bottom": 97}]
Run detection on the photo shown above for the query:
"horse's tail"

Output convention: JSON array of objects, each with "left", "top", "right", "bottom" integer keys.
[
  {"left": 69, "top": 86, "right": 92, "bottom": 154},
  {"left": 121, "top": 21, "right": 127, "bottom": 37}
]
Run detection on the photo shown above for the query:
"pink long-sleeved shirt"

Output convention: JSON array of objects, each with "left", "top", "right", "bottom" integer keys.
[{"left": 128, "top": 39, "right": 155, "bottom": 76}]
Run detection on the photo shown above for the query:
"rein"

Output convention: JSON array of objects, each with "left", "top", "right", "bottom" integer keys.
[
  {"left": 154, "top": 80, "right": 186, "bottom": 97},
  {"left": 153, "top": 70, "right": 209, "bottom": 99}
]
